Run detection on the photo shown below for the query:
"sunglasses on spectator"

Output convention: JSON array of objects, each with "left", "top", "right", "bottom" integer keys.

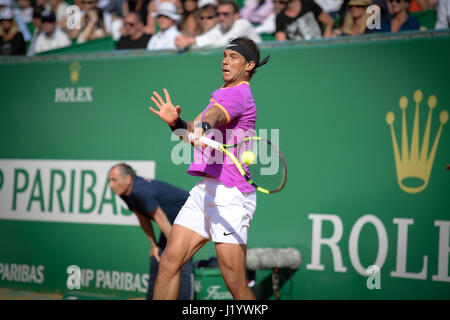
[
  {"left": 125, "top": 22, "right": 135, "bottom": 26},
  {"left": 388, "top": 0, "right": 403, "bottom": 3},
  {"left": 349, "top": 4, "right": 366, "bottom": 8},
  {"left": 82, "top": 0, "right": 95, "bottom": 4},
  {"left": 217, "top": 12, "right": 232, "bottom": 17},
  {"left": 200, "top": 15, "right": 216, "bottom": 20}
]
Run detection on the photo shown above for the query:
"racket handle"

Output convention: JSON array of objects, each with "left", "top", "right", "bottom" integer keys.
[
  {"left": 199, "top": 136, "right": 222, "bottom": 150},
  {"left": 187, "top": 133, "right": 222, "bottom": 150}
]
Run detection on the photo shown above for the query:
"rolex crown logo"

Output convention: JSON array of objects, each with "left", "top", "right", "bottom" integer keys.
[
  {"left": 386, "top": 90, "right": 448, "bottom": 194},
  {"left": 69, "top": 61, "right": 81, "bottom": 84}
]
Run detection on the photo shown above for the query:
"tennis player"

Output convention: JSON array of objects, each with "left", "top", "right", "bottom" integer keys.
[{"left": 149, "top": 37, "right": 270, "bottom": 300}]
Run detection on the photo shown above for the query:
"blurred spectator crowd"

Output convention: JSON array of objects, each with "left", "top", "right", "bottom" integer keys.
[{"left": 0, "top": 0, "right": 449, "bottom": 55}]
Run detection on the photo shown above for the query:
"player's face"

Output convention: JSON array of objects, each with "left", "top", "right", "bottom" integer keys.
[
  {"left": 222, "top": 49, "right": 253, "bottom": 84},
  {"left": 108, "top": 167, "right": 130, "bottom": 196}
]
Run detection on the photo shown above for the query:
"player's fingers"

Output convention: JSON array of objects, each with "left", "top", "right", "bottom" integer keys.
[
  {"left": 153, "top": 91, "right": 165, "bottom": 106},
  {"left": 163, "top": 88, "right": 172, "bottom": 104},
  {"left": 149, "top": 107, "right": 160, "bottom": 116},
  {"left": 150, "top": 96, "right": 161, "bottom": 109}
]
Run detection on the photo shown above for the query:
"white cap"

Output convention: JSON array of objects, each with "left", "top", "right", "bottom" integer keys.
[
  {"left": 0, "top": 8, "right": 14, "bottom": 20},
  {"left": 152, "top": 1, "right": 181, "bottom": 21},
  {"left": 198, "top": 0, "right": 217, "bottom": 8},
  {"left": 0, "top": 0, "right": 12, "bottom": 7}
]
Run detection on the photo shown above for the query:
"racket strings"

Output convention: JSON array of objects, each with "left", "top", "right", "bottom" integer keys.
[{"left": 236, "top": 139, "right": 287, "bottom": 193}]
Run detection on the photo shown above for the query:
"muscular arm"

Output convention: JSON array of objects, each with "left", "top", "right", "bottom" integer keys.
[
  {"left": 174, "top": 105, "right": 228, "bottom": 143},
  {"left": 135, "top": 206, "right": 173, "bottom": 242},
  {"left": 134, "top": 211, "right": 158, "bottom": 247},
  {"left": 187, "top": 105, "right": 229, "bottom": 131},
  {"left": 147, "top": 206, "right": 172, "bottom": 240}
]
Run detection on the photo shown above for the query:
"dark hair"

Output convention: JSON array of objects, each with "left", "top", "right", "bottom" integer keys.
[
  {"left": 218, "top": 0, "right": 240, "bottom": 14},
  {"left": 178, "top": 0, "right": 202, "bottom": 35},
  {"left": 232, "top": 37, "right": 260, "bottom": 80},
  {"left": 86, "top": 7, "right": 105, "bottom": 30},
  {"left": 199, "top": 4, "right": 217, "bottom": 14},
  {"left": 127, "top": 11, "right": 143, "bottom": 24},
  {"left": 111, "top": 163, "right": 136, "bottom": 181},
  {"left": 33, "top": 6, "right": 45, "bottom": 19}
]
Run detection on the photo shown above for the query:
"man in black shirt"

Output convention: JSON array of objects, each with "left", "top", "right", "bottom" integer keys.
[
  {"left": 275, "top": 0, "right": 334, "bottom": 41},
  {"left": 116, "top": 12, "right": 152, "bottom": 50},
  {"left": 108, "top": 163, "right": 193, "bottom": 299},
  {"left": 0, "top": 8, "right": 26, "bottom": 55}
]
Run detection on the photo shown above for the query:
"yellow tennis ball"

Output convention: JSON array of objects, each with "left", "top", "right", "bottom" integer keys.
[{"left": 241, "top": 150, "right": 256, "bottom": 165}]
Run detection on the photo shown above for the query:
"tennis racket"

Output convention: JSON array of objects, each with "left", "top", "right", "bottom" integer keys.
[{"left": 190, "top": 134, "right": 287, "bottom": 194}]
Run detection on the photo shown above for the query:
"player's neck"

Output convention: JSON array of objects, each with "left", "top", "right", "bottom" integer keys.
[{"left": 223, "top": 76, "right": 250, "bottom": 88}]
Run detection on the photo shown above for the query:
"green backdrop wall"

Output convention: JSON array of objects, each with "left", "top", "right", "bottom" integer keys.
[{"left": 1, "top": 33, "right": 449, "bottom": 299}]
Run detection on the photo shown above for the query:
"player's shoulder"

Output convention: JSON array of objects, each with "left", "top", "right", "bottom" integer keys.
[
  {"left": 215, "top": 82, "right": 254, "bottom": 109},
  {"left": 219, "top": 82, "right": 251, "bottom": 96}
]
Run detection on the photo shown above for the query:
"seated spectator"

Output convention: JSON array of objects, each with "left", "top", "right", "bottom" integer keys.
[
  {"left": 76, "top": 6, "right": 108, "bottom": 43},
  {"left": 0, "top": 0, "right": 31, "bottom": 41},
  {"left": 27, "top": 5, "right": 45, "bottom": 56},
  {"left": 145, "top": 0, "right": 181, "bottom": 35},
  {"left": 338, "top": 0, "right": 371, "bottom": 35},
  {"left": 17, "top": 0, "right": 33, "bottom": 24},
  {"left": 116, "top": 11, "right": 152, "bottom": 49},
  {"left": 376, "top": 0, "right": 420, "bottom": 32},
  {"left": 240, "top": 0, "right": 274, "bottom": 24},
  {"left": 0, "top": 7, "right": 26, "bottom": 55},
  {"left": 255, "top": 0, "right": 286, "bottom": 34},
  {"left": 275, "top": 0, "right": 335, "bottom": 41},
  {"left": 175, "top": 0, "right": 261, "bottom": 50},
  {"left": 195, "top": 2, "right": 219, "bottom": 34},
  {"left": 34, "top": 10, "right": 71, "bottom": 53},
  {"left": 48, "top": 0, "right": 70, "bottom": 24},
  {"left": 435, "top": 0, "right": 450, "bottom": 29},
  {"left": 147, "top": 1, "right": 181, "bottom": 50},
  {"left": 68, "top": 0, "right": 122, "bottom": 40},
  {"left": 178, "top": 0, "right": 202, "bottom": 36}
]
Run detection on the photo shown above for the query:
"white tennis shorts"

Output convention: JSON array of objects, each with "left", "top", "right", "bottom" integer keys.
[{"left": 174, "top": 178, "right": 257, "bottom": 244}]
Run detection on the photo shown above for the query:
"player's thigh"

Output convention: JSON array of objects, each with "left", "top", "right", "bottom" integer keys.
[
  {"left": 162, "top": 224, "right": 209, "bottom": 267},
  {"left": 215, "top": 243, "right": 248, "bottom": 280}
]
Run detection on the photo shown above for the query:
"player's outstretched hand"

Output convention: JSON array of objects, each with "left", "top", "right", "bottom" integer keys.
[{"left": 149, "top": 88, "right": 181, "bottom": 125}]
